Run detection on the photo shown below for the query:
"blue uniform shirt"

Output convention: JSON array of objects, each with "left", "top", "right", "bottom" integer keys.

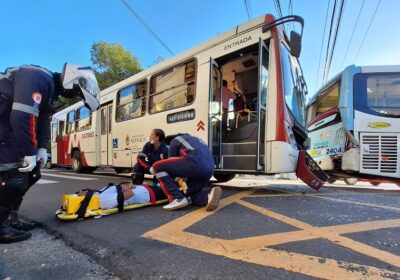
[
  {"left": 137, "top": 141, "right": 169, "bottom": 170},
  {"left": 0, "top": 65, "right": 55, "bottom": 158}
]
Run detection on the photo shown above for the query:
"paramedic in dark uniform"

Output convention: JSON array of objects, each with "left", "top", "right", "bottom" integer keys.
[
  {"left": 0, "top": 64, "right": 100, "bottom": 243},
  {"left": 132, "top": 129, "right": 168, "bottom": 185},
  {"left": 152, "top": 133, "right": 222, "bottom": 211}
]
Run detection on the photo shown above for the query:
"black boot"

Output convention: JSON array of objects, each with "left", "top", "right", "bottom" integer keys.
[
  {"left": 131, "top": 173, "right": 145, "bottom": 185},
  {"left": 9, "top": 210, "right": 37, "bottom": 231},
  {"left": 0, "top": 223, "right": 31, "bottom": 243}
]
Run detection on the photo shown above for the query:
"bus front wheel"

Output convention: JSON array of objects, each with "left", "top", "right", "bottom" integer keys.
[
  {"left": 344, "top": 178, "right": 358, "bottom": 185},
  {"left": 213, "top": 173, "right": 236, "bottom": 183},
  {"left": 72, "top": 151, "right": 82, "bottom": 173}
]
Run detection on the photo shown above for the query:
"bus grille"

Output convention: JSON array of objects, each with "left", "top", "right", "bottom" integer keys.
[{"left": 360, "top": 133, "right": 399, "bottom": 175}]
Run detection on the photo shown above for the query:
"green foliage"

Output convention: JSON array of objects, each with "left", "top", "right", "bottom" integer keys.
[
  {"left": 53, "top": 96, "right": 82, "bottom": 112},
  {"left": 90, "top": 41, "right": 143, "bottom": 89}
]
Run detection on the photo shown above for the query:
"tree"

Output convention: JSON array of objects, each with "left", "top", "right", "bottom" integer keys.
[{"left": 90, "top": 41, "right": 143, "bottom": 89}]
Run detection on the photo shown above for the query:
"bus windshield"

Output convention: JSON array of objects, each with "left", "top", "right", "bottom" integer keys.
[
  {"left": 354, "top": 73, "right": 400, "bottom": 118},
  {"left": 281, "top": 43, "right": 307, "bottom": 126}
]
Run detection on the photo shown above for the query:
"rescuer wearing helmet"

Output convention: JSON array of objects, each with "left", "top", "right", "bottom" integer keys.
[{"left": 0, "top": 63, "right": 100, "bottom": 243}]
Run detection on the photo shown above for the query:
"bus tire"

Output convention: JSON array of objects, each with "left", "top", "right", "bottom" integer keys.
[
  {"left": 370, "top": 182, "right": 380, "bottom": 186},
  {"left": 114, "top": 167, "right": 131, "bottom": 174},
  {"left": 214, "top": 173, "right": 235, "bottom": 183},
  {"left": 72, "top": 151, "right": 83, "bottom": 173},
  {"left": 344, "top": 178, "right": 358, "bottom": 185},
  {"left": 45, "top": 161, "right": 53, "bottom": 169},
  {"left": 83, "top": 167, "right": 96, "bottom": 174}
]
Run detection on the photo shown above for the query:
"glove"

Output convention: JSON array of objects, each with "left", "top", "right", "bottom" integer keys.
[
  {"left": 19, "top": 155, "right": 37, "bottom": 172},
  {"left": 36, "top": 148, "right": 48, "bottom": 168}
]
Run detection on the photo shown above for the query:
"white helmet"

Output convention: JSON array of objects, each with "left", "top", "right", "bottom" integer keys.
[{"left": 61, "top": 63, "right": 100, "bottom": 111}]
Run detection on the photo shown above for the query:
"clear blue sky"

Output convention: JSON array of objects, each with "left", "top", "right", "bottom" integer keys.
[{"left": 1, "top": 0, "right": 399, "bottom": 94}]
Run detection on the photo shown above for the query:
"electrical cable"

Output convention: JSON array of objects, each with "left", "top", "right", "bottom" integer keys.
[
  {"left": 354, "top": 0, "right": 382, "bottom": 62},
  {"left": 324, "top": 0, "right": 346, "bottom": 82},
  {"left": 322, "top": 0, "right": 338, "bottom": 84},
  {"left": 120, "top": 0, "right": 174, "bottom": 56},
  {"left": 316, "top": 0, "right": 332, "bottom": 88},
  {"left": 340, "top": 0, "right": 365, "bottom": 67}
]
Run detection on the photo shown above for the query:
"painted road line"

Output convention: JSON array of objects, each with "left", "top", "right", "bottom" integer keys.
[
  {"left": 306, "top": 194, "right": 400, "bottom": 212},
  {"left": 36, "top": 179, "right": 58, "bottom": 184},
  {"left": 237, "top": 199, "right": 400, "bottom": 269},
  {"left": 144, "top": 190, "right": 400, "bottom": 279},
  {"left": 40, "top": 172, "right": 96, "bottom": 180}
]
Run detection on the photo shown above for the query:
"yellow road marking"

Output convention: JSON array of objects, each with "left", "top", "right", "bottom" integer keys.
[
  {"left": 238, "top": 199, "right": 400, "bottom": 268},
  {"left": 144, "top": 189, "right": 400, "bottom": 279}
]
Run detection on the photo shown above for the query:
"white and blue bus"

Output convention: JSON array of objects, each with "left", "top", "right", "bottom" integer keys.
[{"left": 307, "top": 65, "right": 400, "bottom": 185}]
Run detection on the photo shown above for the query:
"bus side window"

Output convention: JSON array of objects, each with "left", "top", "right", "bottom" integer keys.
[
  {"left": 316, "top": 82, "right": 340, "bottom": 115},
  {"left": 149, "top": 59, "right": 197, "bottom": 114},
  {"left": 58, "top": 120, "right": 65, "bottom": 137},
  {"left": 116, "top": 80, "right": 147, "bottom": 122},
  {"left": 66, "top": 111, "right": 75, "bottom": 134},
  {"left": 76, "top": 107, "right": 92, "bottom": 131}
]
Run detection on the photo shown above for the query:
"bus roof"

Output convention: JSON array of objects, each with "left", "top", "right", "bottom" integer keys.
[
  {"left": 51, "top": 100, "right": 85, "bottom": 121},
  {"left": 99, "top": 13, "right": 276, "bottom": 100},
  {"left": 308, "top": 64, "right": 400, "bottom": 106}
]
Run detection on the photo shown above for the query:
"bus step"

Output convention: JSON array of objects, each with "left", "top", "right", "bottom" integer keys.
[
  {"left": 222, "top": 142, "right": 257, "bottom": 155},
  {"left": 222, "top": 155, "right": 257, "bottom": 170}
]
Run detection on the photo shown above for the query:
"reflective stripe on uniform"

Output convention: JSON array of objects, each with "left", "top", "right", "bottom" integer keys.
[
  {"left": 12, "top": 102, "right": 39, "bottom": 117},
  {"left": 0, "top": 162, "right": 21, "bottom": 171},
  {"left": 176, "top": 136, "right": 195, "bottom": 151},
  {"left": 155, "top": 171, "right": 169, "bottom": 178},
  {"left": 138, "top": 152, "right": 146, "bottom": 157}
]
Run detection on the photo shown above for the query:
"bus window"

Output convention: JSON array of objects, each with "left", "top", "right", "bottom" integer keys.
[
  {"left": 66, "top": 111, "right": 76, "bottom": 134},
  {"left": 76, "top": 107, "right": 92, "bottom": 131},
  {"left": 58, "top": 119, "right": 65, "bottom": 137},
  {"left": 317, "top": 82, "right": 340, "bottom": 115},
  {"left": 117, "top": 80, "right": 147, "bottom": 122},
  {"left": 101, "top": 107, "right": 107, "bottom": 135},
  {"left": 51, "top": 122, "right": 57, "bottom": 142},
  {"left": 354, "top": 73, "right": 400, "bottom": 117},
  {"left": 281, "top": 44, "right": 306, "bottom": 125},
  {"left": 149, "top": 60, "right": 196, "bottom": 113}
]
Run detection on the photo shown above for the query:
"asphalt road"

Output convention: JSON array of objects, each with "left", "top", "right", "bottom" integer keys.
[{"left": 2, "top": 168, "right": 400, "bottom": 280}]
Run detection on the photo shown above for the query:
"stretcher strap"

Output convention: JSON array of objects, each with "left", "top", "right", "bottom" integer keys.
[
  {"left": 142, "top": 184, "right": 156, "bottom": 205},
  {"left": 116, "top": 184, "right": 124, "bottom": 212},
  {"left": 76, "top": 190, "right": 96, "bottom": 219}
]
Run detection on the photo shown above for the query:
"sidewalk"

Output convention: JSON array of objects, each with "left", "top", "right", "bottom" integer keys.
[{"left": 0, "top": 228, "right": 115, "bottom": 280}]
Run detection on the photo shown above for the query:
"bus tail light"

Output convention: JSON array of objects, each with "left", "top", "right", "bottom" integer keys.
[{"left": 296, "top": 150, "right": 328, "bottom": 190}]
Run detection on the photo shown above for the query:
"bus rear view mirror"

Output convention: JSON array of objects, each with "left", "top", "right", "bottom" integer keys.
[{"left": 290, "top": 31, "right": 301, "bottom": 58}]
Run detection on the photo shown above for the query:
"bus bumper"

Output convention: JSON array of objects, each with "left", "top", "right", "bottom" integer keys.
[{"left": 296, "top": 150, "right": 329, "bottom": 190}]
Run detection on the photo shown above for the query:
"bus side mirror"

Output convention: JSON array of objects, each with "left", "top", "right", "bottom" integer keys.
[{"left": 290, "top": 31, "right": 302, "bottom": 58}]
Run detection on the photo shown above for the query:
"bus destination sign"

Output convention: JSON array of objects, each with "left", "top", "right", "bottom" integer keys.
[{"left": 167, "top": 109, "right": 195, "bottom": 124}]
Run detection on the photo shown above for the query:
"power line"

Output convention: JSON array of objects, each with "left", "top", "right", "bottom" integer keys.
[
  {"left": 243, "top": 0, "right": 252, "bottom": 20},
  {"left": 288, "top": 0, "right": 294, "bottom": 31},
  {"left": 274, "top": 0, "right": 286, "bottom": 33},
  {"left": 316, "top": 0, "right": 332, "bottom": 88},
  {"left": 324, "top": 0, "right": 346, "bottom": 83},
  {"left": 340, "top": 0, "right": 365, "bottom": 67},
  {"left": 354, "top": 0, "right": 382, "bottom": 62},
  {"left": 120, "top": 0, "right": 174, "bottom": 56},
  {"left": 322, "top": 0, "right": 338, "bottom": 84}
]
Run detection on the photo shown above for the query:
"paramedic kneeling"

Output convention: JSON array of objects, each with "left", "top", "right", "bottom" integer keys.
[
  {"left": 152, "top": 133, "right": 222, "bottom": 211},
  {"left": 79, "top": 182, "right": 166, "bottom": 209},
  {"left": 132, "top": 129, "right": 168, "bottom": 185}
]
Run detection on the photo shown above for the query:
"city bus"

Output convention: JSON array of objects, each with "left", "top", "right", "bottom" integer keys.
[
  {"left": 307, "top": 65, "right": 400, "bottom": 185},
  {"left": 50, "top": 14, "right": 327, "bottom": 189}
]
